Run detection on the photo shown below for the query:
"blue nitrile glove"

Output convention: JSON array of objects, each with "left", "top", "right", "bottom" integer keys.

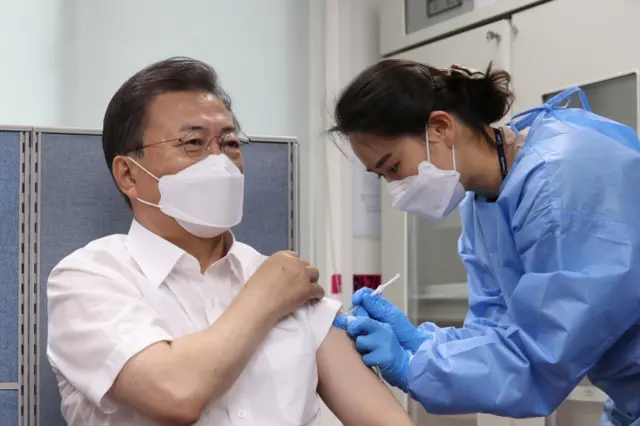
[
  {"left": 348, "top": 305, "right": 370, "bottom": 318},
  {"left": 353, "top": 288, "right": 428, "bottom": 353},
  {"left": 334, "top": 316, "right": 410, "bottom": 391}
]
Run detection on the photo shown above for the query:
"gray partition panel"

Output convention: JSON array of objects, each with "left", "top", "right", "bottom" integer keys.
[
  {"left": 0, "top": 129, "right": 25, "bottom": 426},
  {"left": 34, "top": 131, "right": 133, "bottom": 426},
  {"left": 232, "top": 139, "right": 295, "bottom": 254},
  {"left": 0, "top": 390, "right": 19, "bottom": 426},
  {"left": 32, "top": 131, "right": 297, "bottom": 426},
  {"left": 0, "top": 131, "right": 21, "bottom": 383}
]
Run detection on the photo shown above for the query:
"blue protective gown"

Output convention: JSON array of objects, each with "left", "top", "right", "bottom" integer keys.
[{"left": 407, "top": 88, "right": 640, "bottom": 424}]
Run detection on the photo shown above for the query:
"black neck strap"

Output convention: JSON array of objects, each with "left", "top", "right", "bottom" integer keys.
[
  {"left": 494, "top": 127, "right": 508, "bottom": 181},
  {"left": 474, "top": 128, "right": 509, "bottom": 203}
]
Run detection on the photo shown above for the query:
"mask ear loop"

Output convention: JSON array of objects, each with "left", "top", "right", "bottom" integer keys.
[
  {"left": 127, "top": 156, "right": 160, "bottom": 181},
  {"left": 451, "top": 145, "right": 457, "bottom": 172},
  {"left": 426, "top": 126, "right": 457, "bottom": 171},
  {"left": 127, "top": 156, "right": 162, "bottom": 208},
  {"left": 136, "top": 197, "right": 161, "bottom": 209}
]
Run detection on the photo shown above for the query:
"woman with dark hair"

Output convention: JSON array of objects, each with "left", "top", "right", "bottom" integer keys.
[{"left": 331, "top": 59, "right": 640, "bottom": 426}]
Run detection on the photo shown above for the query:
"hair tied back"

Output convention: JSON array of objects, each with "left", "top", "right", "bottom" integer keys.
[{"left": 449, "top": 64, "right": 484, "bottom": 80}]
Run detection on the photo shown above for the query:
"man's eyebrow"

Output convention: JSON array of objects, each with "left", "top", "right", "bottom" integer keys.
[
  {"left": 178, "top": 124, "right": 206, "bottom": 133},
  {"left": 178, "top": 124, "right": 237, "bottom": 135},
  {"left": 219, "top": 125, "right": 237, "bottom": 135},
  {"left": 366, "top": 153, "right": 392, "bottom": 172}
]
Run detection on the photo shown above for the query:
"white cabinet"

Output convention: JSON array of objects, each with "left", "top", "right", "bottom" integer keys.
[
  {"left": 379, "top": 0, "right": 546, "bottom": 56},
  {"left": 381, "top": 1, "right": 640, "bottom": 425},
  {"left": 394, "top": 19, "right": 513, "bottom": 74},
  {"left": 511, "top": 0, "right": 639, "bottom": 127}
]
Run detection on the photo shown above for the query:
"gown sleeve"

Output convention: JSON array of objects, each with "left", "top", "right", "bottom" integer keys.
[{"left": 407, "top": 142, "right": 640, "bottom": 417}]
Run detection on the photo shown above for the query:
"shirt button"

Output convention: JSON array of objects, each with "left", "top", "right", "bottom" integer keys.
[{"left": 237, "top": 410, "right": 247, "bottom": 419}]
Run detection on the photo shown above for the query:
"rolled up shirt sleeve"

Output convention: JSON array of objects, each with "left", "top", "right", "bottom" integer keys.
[
  {"left": 46, "top": 258, "right": 173, "bottom": 413},
  {"left": 301, "top": 297, "right": 343, "bottom": 349}
]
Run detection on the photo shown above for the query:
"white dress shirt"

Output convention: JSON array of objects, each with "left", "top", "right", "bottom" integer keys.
[{"left": 47, "top": 220, "right": 341, "bottom": 426}]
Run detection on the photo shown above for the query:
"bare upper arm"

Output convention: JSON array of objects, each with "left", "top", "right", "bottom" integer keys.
[
  {"left": 108, "top": 341, "right": 190, "bottom": 422},
  {"left": 316, "top": 326, "right": 415, "bottom": 426}
]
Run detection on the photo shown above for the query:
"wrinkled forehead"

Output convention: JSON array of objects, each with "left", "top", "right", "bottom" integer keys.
[{"left": 146, "top": 91, "right": 235, "bottom": 138}]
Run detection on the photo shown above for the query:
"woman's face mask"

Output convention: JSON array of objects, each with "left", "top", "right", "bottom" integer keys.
[
  {"left": 386, "top": 131, "right": 466, "bottom": 221},
  {"left": 128, "top": 154, "right": 245, "bottom": 237}
]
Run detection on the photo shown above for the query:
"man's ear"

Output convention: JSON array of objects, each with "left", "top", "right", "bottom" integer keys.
[{"left": 112, "top": 155, "right": 138, "bottom": 202}]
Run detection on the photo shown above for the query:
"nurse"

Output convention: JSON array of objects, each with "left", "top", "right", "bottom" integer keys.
[{"left": 331, "top": 59, "right": 640, "bottom": 426}]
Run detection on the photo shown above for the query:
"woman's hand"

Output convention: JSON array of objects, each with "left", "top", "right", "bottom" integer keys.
[
  {"left": 343, "top": 288, "right": 429, "bottom": 353},
  {"left": 333, "top": 316, "right": 411, "bottom": 391}
]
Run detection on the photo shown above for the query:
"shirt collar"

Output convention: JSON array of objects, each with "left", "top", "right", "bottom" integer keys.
[{"left": 125, "top": 220, "right": 244, "bottom": 287}]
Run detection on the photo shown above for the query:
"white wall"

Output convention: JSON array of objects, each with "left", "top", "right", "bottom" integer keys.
[
  {"left": 0, "top": 0, "right": 68, "bottom": 126},
  {"left": 312, "top": 0, "right": 381, "bottom": 424},
  {"left": 318, "top": 0, "right": 381, "bottom": 311},
  {"left": 61, "top": 0, "right": 310, "bottom": 135}
]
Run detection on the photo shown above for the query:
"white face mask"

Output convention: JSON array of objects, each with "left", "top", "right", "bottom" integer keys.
[
  {"left": 129, "top": 154, "right": 244, "bottom": 238},
  {"left": 387, "top": 131, "right": 466, "bottom": 221}
]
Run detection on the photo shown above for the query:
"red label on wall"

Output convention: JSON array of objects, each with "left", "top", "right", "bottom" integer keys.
[
  {"left": 353, "top": 274, "right": 382, "bottom": 293},
  {"left": 331, "top": 274, "right": 342, "bottom": 294}
]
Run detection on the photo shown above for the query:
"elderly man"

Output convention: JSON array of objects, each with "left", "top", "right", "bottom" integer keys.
[{"left": 46, "top": 57, "right": 414, "bottom": 426}]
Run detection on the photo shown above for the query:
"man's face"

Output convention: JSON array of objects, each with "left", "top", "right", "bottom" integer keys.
[{"left": 120, "top": 91, "right": 244, "bottom": 209}]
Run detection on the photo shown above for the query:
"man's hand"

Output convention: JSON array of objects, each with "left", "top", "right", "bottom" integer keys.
[{"left": 245, "top": 251, "right": 325, "bottom": 320}]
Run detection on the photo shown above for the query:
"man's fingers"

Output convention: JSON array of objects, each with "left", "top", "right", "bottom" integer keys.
[
  {"left": 305, "top": 266, "right": 319, "bottom": 283},
  {"left": 308, "top": 283, "right": 325, "bottom": 300}
]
